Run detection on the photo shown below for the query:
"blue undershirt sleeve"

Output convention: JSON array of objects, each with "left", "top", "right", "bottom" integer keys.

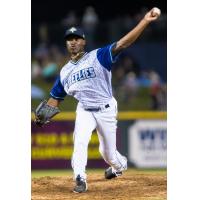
[
  {"left": 50, "top": 76, "right": 67, "bottom": 100},
  {"left": 97, "top": 42, "right": 120, "bottom": 71}
]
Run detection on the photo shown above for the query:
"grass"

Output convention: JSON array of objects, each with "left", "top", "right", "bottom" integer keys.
[
  {"left": 32, "top": 79, "right": 154, "bottom": 111},
  {"left": 31, "top": 168, "right": 166, "bottom": 178}
]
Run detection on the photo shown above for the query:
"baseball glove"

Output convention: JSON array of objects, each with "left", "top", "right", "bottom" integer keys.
[{"left": 33, "top": 100, "right": 60, "bottom": 127}]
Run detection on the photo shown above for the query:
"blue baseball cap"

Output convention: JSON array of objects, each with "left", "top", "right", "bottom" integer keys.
[{"left": 64, "top": 27, "right": 85, "bottom": 40}]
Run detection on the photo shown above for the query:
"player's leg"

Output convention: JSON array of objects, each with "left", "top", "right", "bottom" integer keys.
[
  {"left": 72, "top": 103, "right": 97, "bottom": 192},
  {"left": 94, "top": 98, "right": 127, "bottom": 178},
  {"left": 96, "top": 125, "right": 127, "bottom": 177}
]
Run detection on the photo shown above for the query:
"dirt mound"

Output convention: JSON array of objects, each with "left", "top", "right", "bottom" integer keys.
[{"left": 32, "top": 171, "right": 166, "bottom": 200}]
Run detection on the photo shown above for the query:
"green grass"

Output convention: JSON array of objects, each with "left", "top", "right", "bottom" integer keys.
[
  {"left": 32, "top": 169, "right": 73, "bottom": 178},
  {"left": 31, "top": 168, "right": 166, "bottom": 178},
  {"left": 32, "top": 79, "right": 154, "bottom": 111}
]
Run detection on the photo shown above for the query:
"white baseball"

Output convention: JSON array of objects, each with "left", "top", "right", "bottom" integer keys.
[{"left": 152, "top": 7, "right": 161, "bottom": 17}]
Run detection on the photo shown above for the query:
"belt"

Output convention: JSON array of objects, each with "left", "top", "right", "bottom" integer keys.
[{"left": 84, "top": 104, "right": 110, "bottom": 112}]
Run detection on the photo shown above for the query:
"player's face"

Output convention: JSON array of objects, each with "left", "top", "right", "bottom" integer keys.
[{"left": 66, "top": 36, "right": 86, "bottom": 55}]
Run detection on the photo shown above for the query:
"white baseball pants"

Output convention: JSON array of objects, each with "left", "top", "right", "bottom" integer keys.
[{"left": 71, "top": 97, "right": 127, "bottom": 179}]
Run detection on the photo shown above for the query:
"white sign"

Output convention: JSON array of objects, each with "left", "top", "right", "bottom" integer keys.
[{"left": 128, "top": 120, "right": 167, "bottom": 168}]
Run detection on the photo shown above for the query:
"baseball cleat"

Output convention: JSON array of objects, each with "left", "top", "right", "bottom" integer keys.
[
  {"left": 73, "top": 175, "right": 88, "bottom": 193},
  {"left": 105, "top": 167, "right": 122, "bottom": 179}
]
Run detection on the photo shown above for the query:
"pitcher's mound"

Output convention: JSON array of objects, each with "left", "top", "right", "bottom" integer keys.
[{"left": 32, "top": 170, "right": 166, "bottom": 200}]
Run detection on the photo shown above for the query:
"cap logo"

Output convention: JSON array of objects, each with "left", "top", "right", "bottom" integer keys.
[{"left": 69, "top": 27, "right": 77, "bottom": 33}]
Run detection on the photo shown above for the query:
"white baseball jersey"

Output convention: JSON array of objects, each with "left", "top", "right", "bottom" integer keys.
[
  {"left": 50, "top": 42, "right": 127, "bottom": 180},
  {"left": 50, "top": 43, "right": 119, "bottom": 108}
]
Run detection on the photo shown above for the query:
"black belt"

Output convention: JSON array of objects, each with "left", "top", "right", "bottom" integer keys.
[{"left": 85, "top": 104, "right": 110, "bottom": 112}]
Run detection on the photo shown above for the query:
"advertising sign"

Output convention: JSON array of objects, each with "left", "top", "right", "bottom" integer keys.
[
  {"left": 128, "top": 120, "right": 167, "bottom": 168},
  {"left": 31, "top": 121, "right": 120, "bottom": 169},
  {"left": 32, "top": 121, "right": 104, "bottom": 169}
]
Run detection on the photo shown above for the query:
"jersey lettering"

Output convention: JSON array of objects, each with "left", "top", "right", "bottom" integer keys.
[{"left": 68, "top": 67, "right": 96, "bottom": 87}]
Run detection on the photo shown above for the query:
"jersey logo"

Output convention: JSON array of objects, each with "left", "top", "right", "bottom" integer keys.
[{"left": 67, "top": 67, "right": 96, "bottom": 87}]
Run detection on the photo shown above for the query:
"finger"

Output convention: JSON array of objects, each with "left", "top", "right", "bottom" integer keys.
[
  {"left": 152, "top": 16, "right": 158, "bottom": 19},
  {"left": 150, "top": 11, "right": 158, "bottom": 18}
]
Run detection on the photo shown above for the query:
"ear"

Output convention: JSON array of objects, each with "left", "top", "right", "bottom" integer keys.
[{"left": 82, "top": 39, "right": 86, "bottom": 46}]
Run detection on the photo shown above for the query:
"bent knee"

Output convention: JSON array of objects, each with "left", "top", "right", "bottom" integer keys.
[{"left": 99, "top": 148, "right": 116, "bottom": 162}]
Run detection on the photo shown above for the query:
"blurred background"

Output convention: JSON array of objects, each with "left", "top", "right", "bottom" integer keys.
[
  {"left": 31, "top": 0, "right": 167, "bottom": 171},
  {"left": 32, "top": 0, "right": 167, "bottom": 111}
]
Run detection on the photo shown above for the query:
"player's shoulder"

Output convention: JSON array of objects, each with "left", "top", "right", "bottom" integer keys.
[
  {"left": 88, "top": 48, "right": 98, "bottom": 56},
  {"left": 72, "top": 49, "right": 97, "bottom": 62},
  {"left": 60, "top": 61, "right": 73, "bottom": 75},
  {"left": 60, "top": 62, "right": 69, "bottom": 71}
]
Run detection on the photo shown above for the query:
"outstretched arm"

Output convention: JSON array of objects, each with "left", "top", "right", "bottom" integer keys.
[{"left": 112, "top": 8, "right": 161, "bottom": 54}]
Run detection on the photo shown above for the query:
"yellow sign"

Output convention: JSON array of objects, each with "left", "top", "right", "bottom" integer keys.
[
  {"left": 32, "top": 131, "right": 101, "bottom": 160},
  {"left": 31, "top": 111, "right": 167, "bottom": 121}
]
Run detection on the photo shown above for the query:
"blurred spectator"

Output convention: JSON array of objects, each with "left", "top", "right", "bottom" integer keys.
[
  {"left": 38, "top": 24, "right": 49, "bottom": 44},
  {"left": 41, "top": 55, "right": 58, "bottom": 82},
  {"left": 31, "top": 59, "right": 42, "bottom": 80},
  {"left": 82, "top": 6, "right": 99, "bottom": 49},
  {"left": 122, "top": 55, "right": 140, "bottom": 76},
  {"left": 61, "top": 10, "right": 78, "bottom": 27},
  {"left": 138, "top": 70, "right": 151, "bottom": 87},
  {"left": 31, "top": 84, "right": 45, "bottom": 99},
  {"left": 82, "top": 6, "right": 98, "bottom": 29},
  {"left": 32, "top": 8, "right": 166, "bottom": 46},
  {"left": 149, "top": 70, "right": 162, "bottom": 110},
  {"left": 114, "top": 67, "right": 125, "bottom": 83},
  {"left": 123, "top": 56, "right": 134, "bottom": 73},
  {"left": 49, "top": 45, "right": 66, "bottom": 67},
  {"left": 34, "top": 43, "right": 49, "bottom": 63},
  {"left": 31, "top": 10, "right": 167, "bottom": 110},
  {"left": 157, "top": 84, "right": 167, "bottom": 110},
  {"left": 122, "top": 72, "right": 139, "bottom": 101},
  {"left": 32, "top": 44, "right": 67, "bottom": 80}
]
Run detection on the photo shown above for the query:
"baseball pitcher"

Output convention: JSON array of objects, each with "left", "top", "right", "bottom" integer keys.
[{"left": 34, "top": 8, "right": 161, "bottom": 193}]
